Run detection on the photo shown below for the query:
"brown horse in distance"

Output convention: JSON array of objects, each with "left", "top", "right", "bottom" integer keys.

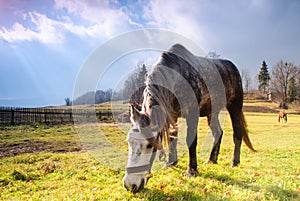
[{"left": 278, "top": 111, "right": 287, "bottom": 123}]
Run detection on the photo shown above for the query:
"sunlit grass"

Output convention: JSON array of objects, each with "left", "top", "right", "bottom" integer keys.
[{"left": 0, "top": 109, "right": 300, "bottom": 200}]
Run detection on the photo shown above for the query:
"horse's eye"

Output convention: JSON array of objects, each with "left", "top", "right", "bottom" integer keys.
[{"left": 146, "top": 143, "right": 153, "bottom": 149}]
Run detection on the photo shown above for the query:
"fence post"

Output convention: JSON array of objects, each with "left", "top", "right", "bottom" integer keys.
[
  {"left": 11, "top": 109, "right": 15, "bottom": 125},
  {"left": 69, "top": 113, "right": 72, "bottom": 123},
  {"left": 44, "top": 110, "right": 47, "bottom": 124}
]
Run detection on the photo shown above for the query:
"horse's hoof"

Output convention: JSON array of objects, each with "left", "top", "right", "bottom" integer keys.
[
  {"left": 205, "top": 159, "right": 218, "bottom": 164},
  {"left": 183, "top": 168, "right": 199, "bottom": 177},
  {"left": 231, "top": 161, "right": 240, "bottom": 167},
  {"left": 164, "top": 160, "right": 178, "bottom": 168}
]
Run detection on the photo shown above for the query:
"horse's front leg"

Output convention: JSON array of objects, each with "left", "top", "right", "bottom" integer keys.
[
  {"left": 166, "top": 130, "right": 178, "bottom": 167},
  {"left": 185, "top": 115, "right": 199, "bottom": 176}
]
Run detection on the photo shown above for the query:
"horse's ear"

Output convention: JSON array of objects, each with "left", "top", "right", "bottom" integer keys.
[{"left": 130, "top": 104, "right": 141, "bottom": 123}]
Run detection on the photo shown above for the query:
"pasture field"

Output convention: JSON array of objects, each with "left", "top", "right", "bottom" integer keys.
[{"left": 0, "top": 110, "right": 300, "bottom": 200}]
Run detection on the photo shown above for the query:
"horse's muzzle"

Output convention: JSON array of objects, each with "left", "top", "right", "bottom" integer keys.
[{"left": 123, "top": 175, "right": 146, "bottom": 193}]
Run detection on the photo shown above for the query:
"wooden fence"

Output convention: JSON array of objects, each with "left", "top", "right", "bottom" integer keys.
[{"left": 0, "top": 107, "right": 114, "bottom": 126}]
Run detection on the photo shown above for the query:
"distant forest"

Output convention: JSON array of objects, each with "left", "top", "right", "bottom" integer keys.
[
  {"left": 70, "top": 64, "right": 148, "bottom": 105},
  {"left": 72, "top": 90, "right": 113, "bottom": 105}
]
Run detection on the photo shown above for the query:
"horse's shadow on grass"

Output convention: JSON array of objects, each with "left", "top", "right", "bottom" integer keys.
[
  {"left": 199, "top": 169, "right": 299, "bottom": 200},
  {"left": 135, "top": 166, "right": 299, "bottom": 201},
  {"left": 137, "top": 187, "right": 216, "bottom": 201}
]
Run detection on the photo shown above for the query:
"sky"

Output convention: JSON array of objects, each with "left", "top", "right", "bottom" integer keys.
[{"left": 0, "top": 0, "right": 299, "bottom": 107}]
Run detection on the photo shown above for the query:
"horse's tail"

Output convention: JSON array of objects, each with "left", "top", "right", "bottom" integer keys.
[{"left": 241, "top": 113, "right": 257, "bottom": 152}]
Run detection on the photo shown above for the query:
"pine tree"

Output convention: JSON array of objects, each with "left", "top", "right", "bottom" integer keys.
[
  {"left": 288, "top": 77, "right": 297, "bottom": 102},
  {"left": 137, "top": 64, "right": 148, "bottom": 87},
  {"left": 258, "top": 61, "right": 270, "bottom": 93}
]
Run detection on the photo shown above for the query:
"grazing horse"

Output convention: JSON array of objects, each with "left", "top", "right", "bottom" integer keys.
[
  {"left": 278, "top": 111, "right": 287, "bottom": 123},
  {"left": 123, "top": 44, "right": 256, "bottom": 193}
]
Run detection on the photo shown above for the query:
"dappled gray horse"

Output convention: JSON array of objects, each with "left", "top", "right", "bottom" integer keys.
[{"left": 123, "top": 44, "right": 256, "bottom": 193}]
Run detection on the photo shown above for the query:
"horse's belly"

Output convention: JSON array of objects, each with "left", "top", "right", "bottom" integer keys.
[{"left": 199, "top": 96, "right": 211, "bottom": 117}]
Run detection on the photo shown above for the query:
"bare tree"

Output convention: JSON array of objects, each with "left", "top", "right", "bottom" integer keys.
[
  {"left": 207, "top": 51, "right": 220, "bottom": 58},
  {"left": 271, "top": 60, "right": 299, "bottom": 103},
  {"left": 65, "top": 97, "right": 72, "bottom": 106},
  {"left": 122, "top": 63, "right": 148, "bottom": 103},
  {"left": 240, "top": 68, "right": 251, "bottom": 93}
]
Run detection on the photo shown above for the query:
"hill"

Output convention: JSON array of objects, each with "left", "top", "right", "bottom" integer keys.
[
  {"left": 72, "top": 90, "right": 114, "bottom": 105},
  {"left": 243, "top": 100, "right": 300, "bottom": 114}
]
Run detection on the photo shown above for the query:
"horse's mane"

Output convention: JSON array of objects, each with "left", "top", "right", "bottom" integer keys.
[
  {"left": 142, "top": 66, "right": 178, "bottom": 148},
  {"left": 141, "top": 44, "right": 201, "bottom": 147}
]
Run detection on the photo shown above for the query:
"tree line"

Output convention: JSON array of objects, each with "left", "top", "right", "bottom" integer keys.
[
  {"left": 65, "top": 90, "right": 113, "bottom": 106},
  {"left": 256, "top": 60, "right": 300, "bottom": 106},
  {"left": 66, "top": 64, "right": 148, "bottom": 106}
]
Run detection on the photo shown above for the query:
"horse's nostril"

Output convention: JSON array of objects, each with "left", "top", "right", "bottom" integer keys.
[
  {"left": 123, "top": 182, "right": 130, "bottom": 191},
  {"left": 131, "top": 184, "right": 138, "bottom": 193}
]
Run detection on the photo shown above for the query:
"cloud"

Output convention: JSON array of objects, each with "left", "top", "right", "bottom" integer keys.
[
  {"left": 55, "top": 0, "right": 125, "bottom": 23},
  {"left": 142, "top": 0, "right": 205, "bottom": 44},
  {"left": 0, "top": 0, "right": 142, "bottom": 45},
  {"left": 0, "top": 12, "right": 60, "bottom": 44},
  {"left": 55, "top": 0, "right": 137, "bottom": 36},
  {"left": 1, "top": 0, "right": 206, "bottom": 46},
  {"left": 0, "top": 11, "right": 67, "bottom": 45}
]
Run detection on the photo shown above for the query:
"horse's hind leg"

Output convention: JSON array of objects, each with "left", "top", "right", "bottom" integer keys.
[{"left": 207, "top": 113, "right": 223, "bottom": 164}]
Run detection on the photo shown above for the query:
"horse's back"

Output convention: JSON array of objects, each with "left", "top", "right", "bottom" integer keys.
[
  {"left": 168, "top": 44, "right": 243, "bottom": 94},
  {"left": 212, "top": 59, "right": 244, "bottom": 105},
  {"left": 167, "top": 44, "right": 243, "bottom": 111}
]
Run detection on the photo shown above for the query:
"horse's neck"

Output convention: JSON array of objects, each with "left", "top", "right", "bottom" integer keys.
[{"left": 141, "top": 91, "right": 167, "bottom": 131}]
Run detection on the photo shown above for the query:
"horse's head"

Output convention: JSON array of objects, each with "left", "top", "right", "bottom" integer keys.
[{"left": 123, "top": 105, "right": 166, "bottom": 193}]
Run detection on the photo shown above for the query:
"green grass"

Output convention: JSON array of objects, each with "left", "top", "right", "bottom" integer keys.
[
  {"left": 0, "top": 125, "right": 81, "bottom": 158},
  {"left": 53, "top": 101, "right": 129, "bottom": 114},
  {"left": 1, "top": 111, "right": 300, "bottom": 200}
]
